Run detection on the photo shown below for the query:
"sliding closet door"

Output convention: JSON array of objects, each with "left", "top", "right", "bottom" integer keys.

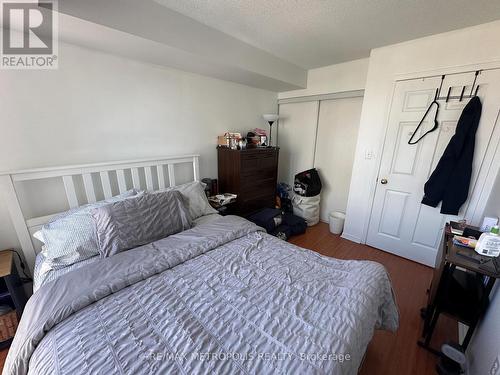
[
  {"left": 315, "top": 97, "right": 363, "bottom": 222},
  {"left": 277, "top": 101, "right": 319, "bottom": 184}
]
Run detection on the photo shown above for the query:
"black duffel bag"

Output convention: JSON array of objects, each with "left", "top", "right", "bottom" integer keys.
[
  {"left": 294, "top": 168, "right": 322, "bottom": 197},
  {"left": 247, "top": 208, "right": 282, "bottom": 233},
  {"left": 282, "top": 213, "right": 307, "bottom": 236},
  {"left": 247, "top": 209, "right": 307, "bottom": 240}
]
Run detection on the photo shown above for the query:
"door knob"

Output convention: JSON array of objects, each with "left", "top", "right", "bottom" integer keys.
[{"left": 380, "top": 178, "right": 388, "bottom": 184}]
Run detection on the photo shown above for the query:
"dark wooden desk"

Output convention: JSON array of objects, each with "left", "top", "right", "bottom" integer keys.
[{"left": 418, "top": 224, "right": 499, "bottom": 354}]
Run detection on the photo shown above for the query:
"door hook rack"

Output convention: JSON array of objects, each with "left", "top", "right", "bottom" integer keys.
[{"left": 436, "top": 70, "right": 481, "bottom": 102}]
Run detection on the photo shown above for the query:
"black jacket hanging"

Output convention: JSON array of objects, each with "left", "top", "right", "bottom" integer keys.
[{"left": 421, "top": 96, "right": 482, "bottom": 215}]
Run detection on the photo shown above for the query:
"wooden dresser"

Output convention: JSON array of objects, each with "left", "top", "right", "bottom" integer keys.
[{"left": 217, "top": 147, "right": 279, "bottom": 216}]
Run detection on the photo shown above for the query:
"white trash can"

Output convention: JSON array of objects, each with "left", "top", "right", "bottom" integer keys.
[{"left": 329, "top": 211, "right": 346, "bottom": 235}]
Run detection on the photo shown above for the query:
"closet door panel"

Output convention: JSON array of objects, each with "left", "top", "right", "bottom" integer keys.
[
  {"left": 277, "top": 101, "right": 319, "bottom": 185},
  {"left": 315, "top": 97, "right": 363, "bottom": 222}
]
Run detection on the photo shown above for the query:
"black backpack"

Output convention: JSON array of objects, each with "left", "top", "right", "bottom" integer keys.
[{"left": 294, "top": 168, "right": 322, "bottom": 197}]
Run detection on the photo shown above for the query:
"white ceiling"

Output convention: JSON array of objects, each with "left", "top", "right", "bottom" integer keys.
[
  {"left": 154, "top": 0, "right": 500, "bottom": 69},
  {"left": 50, "top": 0, "right": 307, "bottom": 91}
]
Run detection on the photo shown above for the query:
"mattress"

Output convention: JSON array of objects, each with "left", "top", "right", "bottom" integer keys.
[{"left": 6, "top": 216, "right": 398, "bottom": 375}]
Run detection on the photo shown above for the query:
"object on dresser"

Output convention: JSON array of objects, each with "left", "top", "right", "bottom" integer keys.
[
  {"left": 452, "top": 235, "right": 477, "bottom": 249},
  {"left": 252, "top": 128, "right": 268, "bottom": 147},
  {"left": 217, "top": 147, "right": 279, "bottom": 216},
  {"left": 209, "top": 193, "right": 237, "bottom": 208},
  {"left": 246, "top": 132, "right": 259, "bottom": 147},
  {"left": 450, "top": 220, "right": 467, "bottom": 235},
  {"left": 217, "top": 132, "right": 242, "bottom": 149},
  {"left": 480, "top": 216, "right": 499, "bottom": 232},
  {"left": 475, "top": 225, "right": 500, "bottom": 257},
  {"left": 462, "top": 227, "right": 482, "bottom": 240},
  {"left": 238, "top": 138, "right": 247, "bottom": 150}
]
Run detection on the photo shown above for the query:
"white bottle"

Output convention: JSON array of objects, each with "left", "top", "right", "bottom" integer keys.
[{"left": 475, "top": 225, "right": 500, "bottom": 257}]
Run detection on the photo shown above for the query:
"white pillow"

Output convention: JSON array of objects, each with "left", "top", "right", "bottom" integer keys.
[
  {"left": 39, "top": 189, "right": 141, "bottom": 271},
  {"left": 157, "top": 181, "right": 217, "bottom": 220},
  {"left": 33, "top": 230, "right": 45, "bottom": 244}
]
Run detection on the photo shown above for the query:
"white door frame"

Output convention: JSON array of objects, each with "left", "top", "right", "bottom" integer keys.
[{"left": 362, "top": 62, "right": 500, "bottom": 246}]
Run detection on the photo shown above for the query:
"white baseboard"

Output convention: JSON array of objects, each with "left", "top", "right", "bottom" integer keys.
[{"left": 340, "top": 232, "right": 362, "bottom": 243}]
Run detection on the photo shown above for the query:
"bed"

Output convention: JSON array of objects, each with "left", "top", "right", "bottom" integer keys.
[{"left": 0, "top": 156, "right": 398, "bottom": 375}]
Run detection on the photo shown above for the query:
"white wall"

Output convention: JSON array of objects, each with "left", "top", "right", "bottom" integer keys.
[
  {"left": 466, "top": 271, "right": 500, "bottom": 374},
  {"left": 483, "top": 171, "right": 500, "bottom": 220},
  {"left": 466, "top": 169, "right": 500, "bottom": 374},
  {"left": 278, "top": 58, "right": 369, "bottom": 99},
  {"left": 343, "top": 20, "right": 500, "bottom": 243},
  {"left": 0, "top": 41, "right": 277, "bottom": 254}
]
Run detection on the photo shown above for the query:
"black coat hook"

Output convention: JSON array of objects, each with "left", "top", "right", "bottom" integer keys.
[
  {"left": 459, "top": 86, "right": 466, "bottom": 101},
  {"left": 470, "top": 71, "right": 479, "bottom": 97}
]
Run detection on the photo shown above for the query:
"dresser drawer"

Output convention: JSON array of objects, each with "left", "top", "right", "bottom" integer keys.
[
  {"left": 240, "top": 177, "right": 276, "bottom": 196},
  {"left": 241, "top": 151, "right": 277, "bottom": 172},
  {"left": 241, "top": 166, "right": 276, "bottom": 178},
  {"left": 218, "top": 147, "right": 279, "bottom": 216},
  {"left": 238, "top": 195, "right": 275, "bottom": 214},
  {"left": 241, "top": 149, "right": 275, "bottom": 159}
]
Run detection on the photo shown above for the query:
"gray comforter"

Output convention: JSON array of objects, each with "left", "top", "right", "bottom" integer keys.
[{"left": 4, "top": 216, "right": 398, "bottom": 375}]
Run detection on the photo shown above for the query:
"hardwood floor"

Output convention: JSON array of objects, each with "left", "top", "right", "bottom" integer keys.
[
  {"left": 0, "top": 347, "right": 7, "bottom": 371},
  {"left": 290, "top": 223, "right": 457, "bottom": 375},
  {"left": 0, "top": 223, "right": 455, "bottom": 374}
]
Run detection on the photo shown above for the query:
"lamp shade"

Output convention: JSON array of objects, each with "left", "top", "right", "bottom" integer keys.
[{"left": 262, "top": 114, "right": 279, "bottom": 124}]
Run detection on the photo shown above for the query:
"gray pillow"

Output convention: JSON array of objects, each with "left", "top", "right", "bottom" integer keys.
[
  {"left": 40, "top": 190, "right": 140, "bottom": 271},
  {"left": 92, "top": 191, "right": 192, "bottom": 257},
  {"left": 154, "top": 181, "right": 217, "bottom": 220}
]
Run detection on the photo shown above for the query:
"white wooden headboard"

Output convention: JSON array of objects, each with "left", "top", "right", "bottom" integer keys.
[{"left": 0, "top": 155, "right": 200, "bottom": 271}]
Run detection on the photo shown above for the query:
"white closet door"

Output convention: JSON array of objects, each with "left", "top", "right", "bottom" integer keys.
[
  {"left": 315, "top": 97, "right": 363, "bottom": 222},
  {"left": 277, "top": 101, "right": 319, "bottom": 184}
]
